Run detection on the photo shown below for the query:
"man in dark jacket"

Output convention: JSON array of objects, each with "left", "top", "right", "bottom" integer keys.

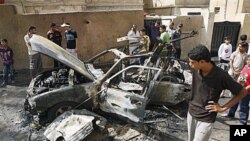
[{"left": 47, "top": 23, "right": 62, "bottom": 67}]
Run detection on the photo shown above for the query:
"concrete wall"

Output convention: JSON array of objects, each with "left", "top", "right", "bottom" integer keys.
[
  {"left": 143, "top": 0, "right": 212, "bottom": 51},
  {"left": 0, "top": 5, "right": 144, "bottom": 69},
  {"left": 206, "top": 13, "right": 216, "bottom": 50},
  {"left": 86, "top": 0, "right": 143, "bottom": 11},
  {"left": 209, "top": 0, "right": 227, "bottom": 21},
  {"left": 5, "top": 0, "right": 143, "bottom": 14},
  {"left": 209, "top": 0, "right": 245, "bottom": 22},
  {"left": 175, "top": 0, "right": 209, "bottom": 7},
  {"left": 209, "top": 0, "right": 250, "bottom": 44},
  {"left": 174, "top": 8, "right": 215, "bottom": 49},
  {"left": 143, "top": 0, "right": 175, "bottom": 8},
  {"left": 143, "top": 0, "right": 209, "bottom": 8},
  {"left": 144, "top": 8, "right": 173, "bottom": 16},
  {"left": 239, "top": 14, "right": 250, "bottom": 43},
  {"left": 144, "top": 7, "right": 212, "bottom": 51},
  {"left": 5, "top": 0, "right": 87, "bottom": 14},
  {"left": 144, "top": 0, "right": 250, "bottom": 58},
  {"left": 242, "top": 0, "right": 250, "bottom": 13},
  {"left": 144, "top": 0, "right": 209, "bottom": 15},
  {"left": 172, "top": 16, "right": 203, "bottom": 59},
  {"left": 145, "top": 16, "right": 204, "bottom": 59}
]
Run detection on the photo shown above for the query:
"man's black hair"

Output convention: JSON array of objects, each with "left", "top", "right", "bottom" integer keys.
[
  {"left": 140, "top": 28, "right": 146, "bottom": 32},
  {"left": 169, "top": 21, "right": 174, "bottom": 26},
  {"left": 50, "top": 22, "right": 56, "bottom": 27},
  {"left": 160, "top": 25, "right": 166, "bottom": 30},
  {"left": 28, "top": 26, "right": 36, "bottom": 32},
  {"left": 1, "top": 38, "right": 7, "bottom": 43},
  {"left": 239, "top": 41, "right": 249, "bottom": 48},
  {"left": 178, "top": 23, "right": 183, "bottom": 28},
  {"left": 188, "top": 44, "right": 211, "bottom": 62},
  {"left": 240, "top": 34, "right": 247, "bottom": 41},
  {"left": 224, "top": 36, "right": 230, "bottom": 40}
]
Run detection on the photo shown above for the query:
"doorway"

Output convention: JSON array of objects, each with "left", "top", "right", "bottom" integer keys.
[{"left": 210, "top": 21, "right": 241, "bottom": 57}]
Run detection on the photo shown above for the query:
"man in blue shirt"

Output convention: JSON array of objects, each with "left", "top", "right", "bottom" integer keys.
[{"left": 61, "top": 22, "right": 78, "bottom": 57}]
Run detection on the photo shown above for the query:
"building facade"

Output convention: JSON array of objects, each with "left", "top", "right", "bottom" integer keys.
[
  {"left": 144, "top": 0, "right": 250, "bottom": 57},
  {"left": 0, "top": 0, "right": 144, "bottom": 69}
]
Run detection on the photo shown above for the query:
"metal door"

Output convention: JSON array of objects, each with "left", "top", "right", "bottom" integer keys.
[{"left": 210, "top": 21, "right": 241, "bottom": 57}]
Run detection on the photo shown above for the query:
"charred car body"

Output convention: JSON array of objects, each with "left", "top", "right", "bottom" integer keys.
[{"left": 24, "top": 35, "right": 191, "bottom": 123}]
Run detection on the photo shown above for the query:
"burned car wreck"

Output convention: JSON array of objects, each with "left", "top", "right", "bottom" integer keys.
[{"left": 24, "top": 35, "right": 192, "bottom": 125}]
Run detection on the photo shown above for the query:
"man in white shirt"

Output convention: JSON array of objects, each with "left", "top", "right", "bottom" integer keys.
[
  {"left": 127, "top": 24, "right": 140, "bottom": 64},
  {"left": 167, "top": 21, "right": 176, "bottom": 39},
  {"left": 218, "top": 37, "right": 232, "bottom": 63},
  {"left": 127, "top": 24, "right": 140, "bottom": 55},
  {"left": 24, "top": 26, "right": 43, "bottom": 79}
]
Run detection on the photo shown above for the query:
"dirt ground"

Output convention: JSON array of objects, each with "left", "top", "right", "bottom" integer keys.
[{"left": 0, "top": 69, "right": 249, "bottom": 141}]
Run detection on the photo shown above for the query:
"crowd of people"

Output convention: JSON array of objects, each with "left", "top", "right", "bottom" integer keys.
[
  {"left": 126, "top": 21, "right": 250, "bottom": 141},
  {"left": 127, "top": 21, "right": 184, "bottom": 65},
  {"left": 0, "top": 20, "right": 250, "bottom": 141},
  {"left": 0, "top": 22, "right": 78, "bottom": 86},
  {"left": 0, "top": 20, "right": 184, "bottom": 86},
  {"left": 22, "top": 22, "right": 78, "bottom": 80},
  {"left": 217, "top": 34, "right": 250, "bottom": 126}
]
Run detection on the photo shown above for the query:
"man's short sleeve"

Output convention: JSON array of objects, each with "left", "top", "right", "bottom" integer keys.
[
  {"left": 223, "top": 72, "right": 243, "bottom": 95},
  {"left": 230, "top": 51, "right": 236, "bottom": 60},
  {"left": 24, "top": 35, "right": 28, "bottom": 44},
  {"left": 73, "top": 30, "right": 77, "bottom": 38},
  {"left": 127, "top": 30, "right": 133, "bottom": 37}
]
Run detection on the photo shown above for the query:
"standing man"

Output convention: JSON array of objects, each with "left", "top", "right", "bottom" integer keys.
[
  {"left": 159, "top": 25, "right": 170, "bottom": 44},
  {"left": 187, "top": 44, "right": 247, "bottom": 141},
  {"left": 127, "top": 24, "right": 140, "bottom": 55},
  {"left": 139, "top": 28, "right": 150, "bottom": 53},
  {"left": 24, "top": 26, "right": 43, "bottom": 79},
  {"left": 167, "top": 21, "right": 175, "bottom": 39},
  {"left": 47, "top": 22, "right": 62, "bottom": 67},
  {"left": 221, "top": 42, "right": 248, "bottom": 111},
  {"left": 172, "top": 24, "right": 183, "bottom": 59},
  {"left": 139, "top": 28, "right": 150, "bottom": 64},
  {"left": 159, "top": 25, "right": 170, "bottom": 57},
  {"left": 239, "top": 34, "right": 250, "bottom": 54},
  {"left": 228, "top": 42, "right": 248, "bottom": 82},
  {"left": 148, "top": 21, "right": 161, "bottom": 51},
  {"left": 233, "top": 55, "right": 250, "bottom": 125},
  {"left": 127, "top": 24, "right": 140, "bottom": 64},
  {"left": 61, "top": 22, "right": 78, "bottom": 57},
  {"left": 218, "top": 37, "right": 232, "bottom": 64},
  {"left": 0, "top": 39, "right": 15, "bottom": 87}
]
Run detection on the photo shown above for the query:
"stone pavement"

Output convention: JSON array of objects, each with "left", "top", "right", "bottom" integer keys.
[{"left": 209, "top": 96, "right": 250, "bottom": 141}]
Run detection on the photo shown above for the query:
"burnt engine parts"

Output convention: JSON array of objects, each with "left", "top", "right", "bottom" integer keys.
[{"left": 33, "top": 69, "right": 85, "bottom": 94}]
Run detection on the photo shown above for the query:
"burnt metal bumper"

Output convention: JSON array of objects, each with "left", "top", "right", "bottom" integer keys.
[{"left": 24, "top": 98, "right": 37, "bottom": 115}]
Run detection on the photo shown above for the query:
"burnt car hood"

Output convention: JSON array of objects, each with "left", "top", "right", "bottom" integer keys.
[{"left": 29, "top": 34, "right": 94, "bottom": 81}]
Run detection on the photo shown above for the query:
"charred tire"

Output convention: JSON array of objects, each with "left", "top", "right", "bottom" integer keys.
[{"left": 47, "top": 102, "right": 77, "bottom": 122}]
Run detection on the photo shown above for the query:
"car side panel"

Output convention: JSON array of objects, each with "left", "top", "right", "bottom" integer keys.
[{"left": 28, "top": 83, "right": 94, "bottom": 113}]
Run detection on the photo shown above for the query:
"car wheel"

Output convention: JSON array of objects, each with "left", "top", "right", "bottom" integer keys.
[{"left": 47, "top": 102, "right": 77, "bottom": 122}]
